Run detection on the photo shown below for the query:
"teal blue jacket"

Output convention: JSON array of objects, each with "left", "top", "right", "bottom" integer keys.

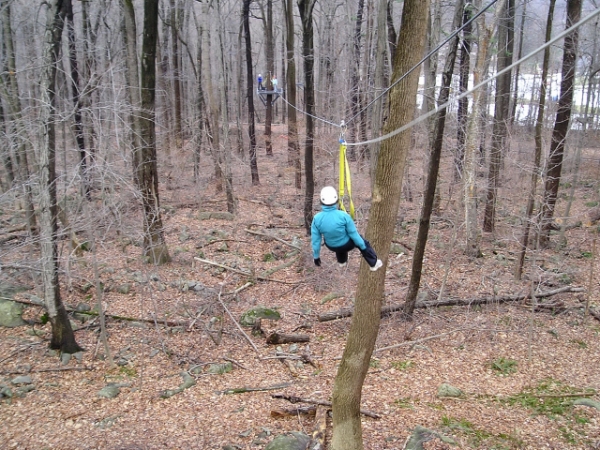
[{"left": 311, "top": 205, "right": 366, "bottom": 258}]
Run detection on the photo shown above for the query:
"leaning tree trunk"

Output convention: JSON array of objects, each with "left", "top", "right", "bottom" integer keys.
[
  {"left": 483, "top": 0, "right": 514, "bottom": 232},
  {"left": 515, "top": 0, "right": 556, "bottom": 280},
  {"left": 403, "top": 0, "right": 464, "bottom": 318},
  {"left": 298, "top": 0, "right": 317, "bottom": 235},
  {"left": 538, "top": 0, "right": 582, "bottom": 247},
  {"left": 38, "top": 0, "right": 82, "bottom": 353},
  {"left": 138, "top": 0, "right": 170, "bottom": 264},
  {"left": 284, "top": 0, "right": 301, "bottom": 189},
  {"left": 330, "top": 1, "right": 430, "bottom": 449},
  {"left": 243, "top": 0, "right": 260, "bottom": 185}
]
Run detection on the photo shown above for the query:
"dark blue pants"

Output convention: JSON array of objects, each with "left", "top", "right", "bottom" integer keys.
[{"left": 325, "top": 236, "right": 378, "bottom": 267}]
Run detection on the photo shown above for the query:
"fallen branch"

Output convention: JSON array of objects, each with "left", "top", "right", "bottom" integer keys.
[
  {"left": 271, "top": 405, "right": 317, "bottom": 418},
  {"left": 1, "top": 366, "right": 92, "bottom": 375},
  {"left": 221, "top": 382, "right": 292, "bottom": 395},
  {"left": 318, "top": 286, "right": 586, "bottom": 322},
  {"left": 266, "top": 332, "right": 310, "bottom": 345},
  {"left": 271, "top": 394, "right": 380, "bottom": 419},
  {"left": 309, "top": 406, "right": 328, "bottom": 449},
  {"left": 194, "top": 255, "right": 300, "bottom": 283},
  {"left": 375, "top": 328, "right": 465, "bottom": 353},
  {"left": 245, "top": 228, "right": 302, "bottom": 251}
]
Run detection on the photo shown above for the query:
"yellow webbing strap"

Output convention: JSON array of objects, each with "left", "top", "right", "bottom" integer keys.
[{"left": 338, "top": 141, "right": 355, "bottom": 220}]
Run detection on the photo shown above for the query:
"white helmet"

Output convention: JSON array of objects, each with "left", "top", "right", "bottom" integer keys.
[{"left": 320, "top": 186, "right": 338, "bottom": 206}]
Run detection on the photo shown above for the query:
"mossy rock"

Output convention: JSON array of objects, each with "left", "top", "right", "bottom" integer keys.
[
  {"left": 437, "top": 383, "right": 463, "bottom": 398},
  {"left": 0, "top": 299, "right": 25, "bottom": 328},
  {"left": 264, "top": 432, "right": 310, "bottom": 450},
  {"left": 239, "top": 307, "right": 281, "bottom": 326}
]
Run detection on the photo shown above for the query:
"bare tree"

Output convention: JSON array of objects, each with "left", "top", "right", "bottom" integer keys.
[
  {"left": 298, "top": 0, "right": 317, "bottom": 234},
  {"left": 243, "top": 0, "right": 260, "bottom": 185},
  {"left": 403, "top": 0, "right": 464, "bottom": 318},
  {"left": 38, "top": 0, "right": 82, "bottom": 353},
  {"left": 284, "top": 0, "right": 301, "bottom": 189},
  {"left": 515, "top": 0, "right": 556, "bottom": 279},
  {"left": 330, "top": 1, "right": 430, "bottom": 448},
  {"left": 455, "top": 3, "right": 473, "bottom": 181},
  {"left": 539, "top": 0, "right": 583, "bottom": 247},
  {"left": 483, "top": 0, "right": 514, "bottom": 232},
  {"left": 138, "top": 0, "right": 171, "bottom": 264}
]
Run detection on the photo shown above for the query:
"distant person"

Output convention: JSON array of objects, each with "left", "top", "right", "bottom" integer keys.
[
  {"left": 311, "top": 186, "right": 383, "bottom": 271},
  {"left": 257, "top": 74, "right": 263, "bottom": 90},
  {"left": 272, "top": 76, "right": 278, "bottom": 91}
]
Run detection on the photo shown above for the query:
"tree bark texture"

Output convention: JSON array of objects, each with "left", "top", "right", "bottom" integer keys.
[
  {"left": 139, "top": 0, "right": 170, "bottom": 264},
  {"left": 330, "top": 1, "right": 430, "bottom": 448},
  {"left": 539, "top": 0, "right": 583, "bottom": 247},
  {"left": 38, "top": 0, "right": 82, "bottom": 353},
  {"left": 455, "top": 4, "right": 473, "bottom": 181}
]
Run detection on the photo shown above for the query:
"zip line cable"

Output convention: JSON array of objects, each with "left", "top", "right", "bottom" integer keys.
[
  {"left": 345, "top": 0, "right": 498, "bottom": 126},
  {"left": 345, "top": 6, "right": 600, "bottom": 147},
  {"left": 279, "top": 94, "right": 341, "bottom": 128}
]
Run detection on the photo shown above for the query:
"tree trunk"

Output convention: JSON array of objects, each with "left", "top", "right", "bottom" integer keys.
[
  {"left": 1, "top": 2, "right": 38, "bottom": 235},
  {"left": 455, "top": 4, "right": 473, "bottom": 181},
  {"left": 138, "top": 0, "right": 170, "bottom": 264},
  {"left": 347, "top": 0, "right": 365, "bottom": 161},
  {"left": 264, "top": 0, "right": 274, "bottom": 157},
  {"left": 298, "top": 0, "right": 317, "bottom": 235},
  {"left": 510, "top": 0, "right": 527, "bottom": 125},
  {"left": 515, "top": 0, "right": 555, "bottom": 280},
  {"left": 122, "top": 0, "right": 143, "bottom": 186},
  {"left": 483, "top": 0, "right": 514, "bottom": 232},
  {"left": 243, "top": 0, "right": 260, "bottom": 185},
  {"left": 284, "top": 0, "right": 301, "bottom": 189},
  {"left": 65, "top": 0, "right": 91, "bottom": 200},
  {"left": 169, "top": 0, "right": 183, "bottom": 148},
  {"left": 38, "top": 0, "right": 82, "bottom": 354},
  {"left": 330, "top": 1, "right": 429, "bottom": 448},
  {"left": 538, "top": 0, "right": 582, "bottom": 247},
  {"left": 464, "top": 6, "right": 490, "bottom": 258},
  {"left": 403, "top": 0, "right": 464, "bottom": 318}
]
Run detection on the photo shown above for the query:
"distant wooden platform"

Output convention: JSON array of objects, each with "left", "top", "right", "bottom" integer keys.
[{"left": 257, "top": 88, "right": 283, "bottom": 106}]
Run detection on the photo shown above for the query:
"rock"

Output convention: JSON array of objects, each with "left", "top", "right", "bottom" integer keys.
[
  {"left": 61, "top": 353, "right": 72, "bottom": 365},
  {"left": 573, "top": 398, "right": 600, "bottom": 410},
  {"left": 117, "top": 283, "right": 132, "bottom": 294},
  {"left": 264, "top": 432, "right": 311, "bottom": 450},
  {"left": 211, "top": 212, "right": 234, "bottom": 221},
  {"left": 97, "top": 385, "right": 121, "bottom": 398},
  {"left": 198, "top": 212, "right": 213, "bottom": 220},
  {"left": 76, "top": 303, "right": 91, "bottom": 312},
  {"left": 404, "top": 425, "right": 456, "bottom": 450},
  {"left": 0, "top": 299, "right": 26, "bottom": 328},
  {"left": 206, "top": 362, "right": 233, "bottom": 374},
  {"left": 437, "top": 383, "right": 463, "bottom": 398},
  {"left": 239, "top": 307, "right": 281, "bottom": 327},
  {"left": 0, "top": 386, "right": 13, "bottom": 398},
  {"left": 389, "top": 243, "right": 405, "bottom": 255},
  {"left": 11, "top": 375, "right": 33, "bottom": 385}
]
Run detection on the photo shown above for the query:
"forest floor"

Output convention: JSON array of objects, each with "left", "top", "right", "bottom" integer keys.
[{"left": 1, "top": 124, "right": 600, "bottom": 450}]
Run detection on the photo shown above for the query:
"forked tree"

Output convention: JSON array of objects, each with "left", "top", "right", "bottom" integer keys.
[{"left": 330, "top": 0, "right": 430, "bottom": 448}]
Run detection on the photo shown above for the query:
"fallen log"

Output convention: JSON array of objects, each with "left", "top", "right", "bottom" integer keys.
[
  {"left": 271, "top": 405, "right": 317, "bottom": 418},
  {"left": 309, "top": 406, "right": 328, "bottom": 449},
  {"left": 318, "top": 286, "right": 586, "bottom": 322},
  {"left": 272, "top": 393, "right": 380, "bottom": 419},
  {"left": 267, "top": 332, "right": 310, "bottom": 345}
]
